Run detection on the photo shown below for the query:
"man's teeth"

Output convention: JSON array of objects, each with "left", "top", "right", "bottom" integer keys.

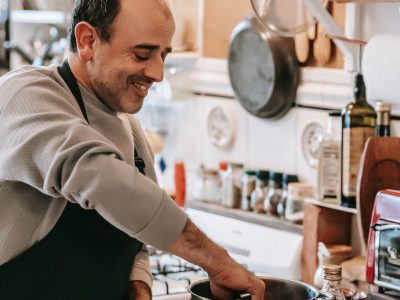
[{"left": 133, "top": 82, "right": 148, "bottom": 91}]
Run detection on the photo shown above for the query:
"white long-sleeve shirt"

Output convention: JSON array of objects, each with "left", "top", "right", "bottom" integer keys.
[{"left": 0, "top": 64, "right": 187, "bottom": 287}]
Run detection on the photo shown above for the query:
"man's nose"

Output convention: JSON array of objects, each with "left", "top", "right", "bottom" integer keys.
[{"left": 144, "top": 57, "right": 164, "bottom": 83}]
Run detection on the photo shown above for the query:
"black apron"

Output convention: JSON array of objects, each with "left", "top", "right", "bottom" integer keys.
[{"left": 0, "top": 60, "right": 145, "bottom": 300}]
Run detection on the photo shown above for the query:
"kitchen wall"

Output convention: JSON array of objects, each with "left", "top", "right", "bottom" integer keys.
[{"left": 142, "top": 2, "right": 400, "bottom": 196}]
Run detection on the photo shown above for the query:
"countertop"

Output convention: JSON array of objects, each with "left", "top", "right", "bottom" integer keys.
[{"left": 186, "top": 200, "right": 303, "bottom": 235}]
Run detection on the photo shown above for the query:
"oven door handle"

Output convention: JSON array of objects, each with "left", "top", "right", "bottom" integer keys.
[{"left": 370, "top": 223, "right": 400, "bottom": 231}]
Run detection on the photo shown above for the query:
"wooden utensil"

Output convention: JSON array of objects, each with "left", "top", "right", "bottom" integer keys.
[
  {"left": 307, "top": 23, "right": 316, "bottom": 40},
  {"left": 313, "top": 22, "right": 332, "bottom": 65},
  {"left": 357, "top": 137, "right": 400, "bottom": 246},
  {"left": 295, "top": 31, "right": 310, "bottom": 63}
]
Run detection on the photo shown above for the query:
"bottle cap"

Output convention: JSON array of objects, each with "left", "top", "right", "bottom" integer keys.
[
  {"left": 269, "top": 172, "right": 283, "bottom": 183},
  {"left": 256, "top": 170, "right": 270, "bottom": 181},
  {"left": 219, "top": 161, "right": 228, "bottom": 171},
  {"left": 245, "top": 170, "right": 256, "bottom": 176},
  {"left": 375, "top": 101, "right": 392, "bottom": 112},
  {"left": 323, "top": 265, "right": 342, "bottom": 281},
  {"left": 283, "top": 174, "right": 299, "bottom": 185}
]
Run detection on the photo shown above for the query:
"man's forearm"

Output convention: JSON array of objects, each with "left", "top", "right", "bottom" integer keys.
[{"left": 166, "top": 218, "right": 228, "bottom": 274}]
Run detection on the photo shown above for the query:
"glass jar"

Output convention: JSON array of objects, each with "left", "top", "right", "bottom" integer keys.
[
  {"left": 241, "top": 170, "right": 257, "bottom": 211},
  {"left": 250, "top": 170, "right": 270, "bottom": 213},
  {"left": 284, "top": 182, "right": 314, "bottom": 222},
  {"left": 277, "top": 174, "right": 299, "bottom": 218},
  {"left": 321, "top": 265, "right": 346, "bottom": 300},
  {"left": 220, "top": 163, "right": 244, "bottom": 208},
  {"left": 264, "top": 172, "right": 283, "bottom": 216}
]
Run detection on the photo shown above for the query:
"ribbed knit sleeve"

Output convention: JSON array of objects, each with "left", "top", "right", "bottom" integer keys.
[{"left": 0, "top": 66, "right": 187, "bottom": 250}]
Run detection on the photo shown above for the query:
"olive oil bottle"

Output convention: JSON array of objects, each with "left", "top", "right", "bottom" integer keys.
[{"left": 340, "top": 73, "right": 376, "bottom": 208}]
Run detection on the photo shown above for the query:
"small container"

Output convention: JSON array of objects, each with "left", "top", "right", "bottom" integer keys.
[
  {"left": 277, "top": 174, "right": 299, "bottom": 218},
  {"left": 250, "top": 170, "right": 270, "bottom": 213},
  {"left": 264, "top": 172, "right": 283, "bottom": 216},
  {"left": 220, "top": 163, "right": 244, "bottom": 208},
  {"left": 174, "top": 160, "right": 186, "bottom": 207},
  {"left": 321, "top": 265, "right": 346, "bottom": 300},
  {"left": 284, "top": 182, "right": 314, "bottom": 222},
  {"left": 241, "top": 170, "right": 257, "bottom": 211}
]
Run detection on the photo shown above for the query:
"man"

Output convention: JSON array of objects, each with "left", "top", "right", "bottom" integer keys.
[{"left": 0, "top": 0, "right": 265, "bottom": 299}]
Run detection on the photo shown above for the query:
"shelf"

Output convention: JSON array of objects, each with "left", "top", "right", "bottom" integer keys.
[
  {"left": 305, "top": 198, "right": 358, "bottom": 214},
  {"left": 186, "top": 200, "right": 303, "bottom": 235},
  {"left": 11, "top": 10, "right": 65, "bottom": 25}
]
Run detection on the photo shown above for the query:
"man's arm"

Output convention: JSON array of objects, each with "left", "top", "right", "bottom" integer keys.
[{"left": 166, "top": 219, "right": 265, "bottom": 300}]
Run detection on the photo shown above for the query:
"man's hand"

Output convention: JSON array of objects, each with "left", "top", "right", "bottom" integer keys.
[
  {"left": 208, "top": 252, "right": 265, "bottom": 300},
  {"left": 124, "top": 280, "right": 152, "bottom": 300},
  {"left": 167, "top": 219, "right": 265, "bottom": 300}
]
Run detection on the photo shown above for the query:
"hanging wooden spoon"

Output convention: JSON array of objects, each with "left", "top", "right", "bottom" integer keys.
[
  {"left": 307, "top": 23, "right": 316, "bottom": 40},
  {"left": 313, "top": 22, "right": 332, "bottom": 65},
  {"left": 295, "top": 31, "right": 310, "bottom": 63}
]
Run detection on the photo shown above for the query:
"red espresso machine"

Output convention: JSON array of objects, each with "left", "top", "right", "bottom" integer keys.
[{"left": 366, "top": 189, "right": 400, "bottom": 294}]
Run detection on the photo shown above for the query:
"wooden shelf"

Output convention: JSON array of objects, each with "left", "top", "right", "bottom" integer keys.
[
  {"left": 186, "top": 200, "right": 303, "bottom": 235},
  {"left": 305, "top": 198, "right": 358, "bottom": 214}
]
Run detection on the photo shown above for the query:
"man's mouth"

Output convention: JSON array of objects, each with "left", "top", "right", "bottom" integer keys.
[
  {"left": 130, "top": 81, "right": 151, "bottom": 97},
  {"left": 132, "top": 82, "right": 149, "bottom": 91}
]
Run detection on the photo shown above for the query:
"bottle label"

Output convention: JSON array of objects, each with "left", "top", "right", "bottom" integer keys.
[
  {"left": 342, "top": 127, "right": 375, "bottom": 197},
  {"left": 319, "top": 143, "right": 340, "bottom": 202}
]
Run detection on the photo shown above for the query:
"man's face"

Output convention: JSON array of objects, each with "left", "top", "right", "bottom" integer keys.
[{"left": 87, "top": 0, "right": 174, "bottom": 114}]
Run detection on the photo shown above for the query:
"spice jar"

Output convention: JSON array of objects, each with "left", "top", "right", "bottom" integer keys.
[
  {"left": 241, "top": 170, "right": 256, "bottom": 211},
  {"left": 220, "top": 163, "right": 244, "bottom": 208},
  {"left": 250, "top": 170, "right": 270, "bottom": 213},
  {"left": 277, "top": 174, "right": 299, "bottom": 218},
  {"left": 284, "top": 182, "right": 314, "bottom": 222},
  {"left": 264, "top": 172, "right": 283, "bottom": 216}
]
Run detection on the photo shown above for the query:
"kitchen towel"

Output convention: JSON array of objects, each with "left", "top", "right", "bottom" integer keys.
[{"left": 362, "top": 34, "right": 400, "bottom": 105}]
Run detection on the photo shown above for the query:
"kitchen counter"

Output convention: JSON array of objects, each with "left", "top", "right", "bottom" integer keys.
[{"left": 186, "top": 200, "right": 303, "bottom": 235}]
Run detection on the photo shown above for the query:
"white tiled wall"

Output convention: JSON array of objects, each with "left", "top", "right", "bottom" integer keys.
[{"left": 148, "top": 58, "right": 400, "bottom": 194}]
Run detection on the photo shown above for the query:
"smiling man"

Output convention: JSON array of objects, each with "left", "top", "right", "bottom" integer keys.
[{"left": 0, "top": 0, "right": 265, "bottom": 299}]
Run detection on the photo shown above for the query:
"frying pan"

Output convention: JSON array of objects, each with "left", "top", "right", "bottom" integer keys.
[{"left": 228, "top": 16, "right": 299, "bottom": 119}]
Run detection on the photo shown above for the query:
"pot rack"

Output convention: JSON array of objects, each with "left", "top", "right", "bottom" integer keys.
[{"left": 302, "top": 0, "right": 399, "bottom": 71}]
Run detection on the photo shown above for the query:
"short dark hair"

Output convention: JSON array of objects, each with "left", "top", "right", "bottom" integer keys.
[{"left": 69, "top": 0, "right": 121, "bottom": 52}]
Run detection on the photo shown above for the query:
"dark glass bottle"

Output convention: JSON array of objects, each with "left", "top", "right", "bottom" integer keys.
[
  {"left": 341, "top": 73, "right": 376, "bottom": 208},
  {"left": 375, "top": 101, "right": 391, "bottom": 137}
]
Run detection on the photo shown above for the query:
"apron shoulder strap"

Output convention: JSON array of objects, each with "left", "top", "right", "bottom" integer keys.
[{"left": 57, "top": 60, "right": 89, "bottom": 124}]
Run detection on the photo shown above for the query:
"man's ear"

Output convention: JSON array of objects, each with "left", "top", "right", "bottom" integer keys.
[{"left": 74, "top": 21, "right": 98, "bottom": 61}]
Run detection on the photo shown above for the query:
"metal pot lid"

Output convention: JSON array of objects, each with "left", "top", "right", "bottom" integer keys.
[{"left": 228, "top": 17, "right": 299, "bottom": 119}]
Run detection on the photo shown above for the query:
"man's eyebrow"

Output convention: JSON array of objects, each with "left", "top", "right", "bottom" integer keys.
[{"left": 131, "top": 44, "right": 173, "bottom": 53}]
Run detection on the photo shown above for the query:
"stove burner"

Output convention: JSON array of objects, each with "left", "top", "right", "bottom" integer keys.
[{"left": 150, "top": 249, "right": 207, "bottom": 297}]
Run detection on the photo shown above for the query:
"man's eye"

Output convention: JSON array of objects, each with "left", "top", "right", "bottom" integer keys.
[{"left": 135, "top": 54, "right": 149, "bottom": 61}]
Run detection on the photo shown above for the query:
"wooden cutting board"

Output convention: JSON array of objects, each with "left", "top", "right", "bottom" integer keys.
[{"left": 357, "top": 137, "right": 400, "bottom": 246}]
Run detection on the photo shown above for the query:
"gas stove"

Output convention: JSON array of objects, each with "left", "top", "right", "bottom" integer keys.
[{"left": 150, "top": 249, "right": 208, "bottom": 299}]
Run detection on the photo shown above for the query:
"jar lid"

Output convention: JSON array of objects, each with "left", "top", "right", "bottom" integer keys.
[
  {"left": 269, "top": 172, "right": 283, "bottom": 182},
  {"left": 375, "top": 101, "right": 392, "bottom": 112},
  {"left": 245, "top": 170, "right": 257, "bottom": 176},
  {"left": 283, "top": 174, "right": 299, "bottom": 184},
  {"left": 256, "top": 170, "right": 270, "bottom": 181},
  {"left": 323, "top": 265, "right": 342, "bottom": 281}
]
